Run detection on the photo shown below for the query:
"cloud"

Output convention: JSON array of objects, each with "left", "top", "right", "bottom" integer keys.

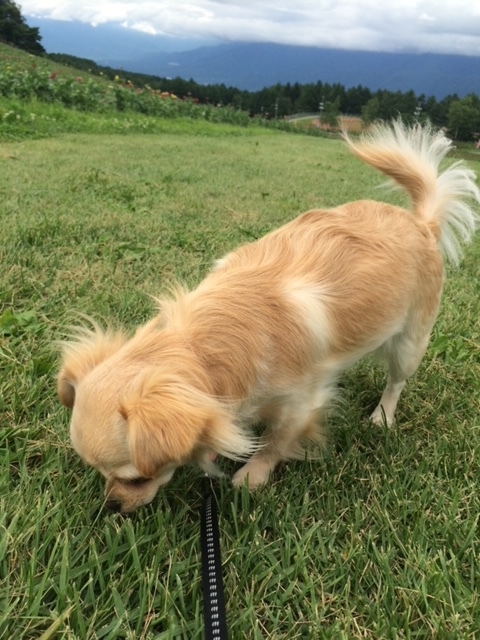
[{"left": 19, "top": 0, "right": 480, "bottom": 56}]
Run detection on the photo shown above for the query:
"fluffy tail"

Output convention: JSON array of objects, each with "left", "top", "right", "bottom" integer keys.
[{"left": 344, "top": 120, "right": 480, "bottom": 265}]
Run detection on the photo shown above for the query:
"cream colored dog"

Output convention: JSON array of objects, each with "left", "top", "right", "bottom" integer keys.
[{"left": 58, "top": 121, "right": 479, "bottom": 513}]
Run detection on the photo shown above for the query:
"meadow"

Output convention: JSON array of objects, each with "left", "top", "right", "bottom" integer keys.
[{"left": 1, "top": 46, "right": 480, "bottom": 640}]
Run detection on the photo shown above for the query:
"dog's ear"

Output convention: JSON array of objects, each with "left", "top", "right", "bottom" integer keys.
[
  {"left": 119, "top": 369, "right": 218, "bottom": 477},
  {"left": 120, "top": 368, "right": 259, "bottom": 477},
  {"left": 57, "top": 326, "right": 127, "bottom": 408}
]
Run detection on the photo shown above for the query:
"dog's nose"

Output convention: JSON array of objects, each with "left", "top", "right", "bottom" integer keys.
[{"left": 105, "top": 499, "right": 122, "bottom": 512}]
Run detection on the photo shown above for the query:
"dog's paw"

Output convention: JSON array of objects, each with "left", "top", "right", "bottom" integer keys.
[
  {"left": 370, "top": 405, "right": 393, "bottom": 427},
  {"left": 232, "top": 460, "right": 271, "bottom": 489}
]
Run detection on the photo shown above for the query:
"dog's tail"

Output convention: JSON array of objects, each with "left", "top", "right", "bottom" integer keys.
[{"left": 344, "top": 120, "right": 480, "bottom": 265}]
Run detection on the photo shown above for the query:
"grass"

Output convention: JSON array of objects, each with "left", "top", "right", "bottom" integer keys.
[
  {"left": 1, "top": 121, "right": 479, "bottom": 639},
  {"left": 0, "top": 41, "right": 100, "bottom": 79}
]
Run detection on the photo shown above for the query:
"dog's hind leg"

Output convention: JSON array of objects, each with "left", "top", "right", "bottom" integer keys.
[{"left": 371, "top": 329, "right": 432, "bottom": 426}]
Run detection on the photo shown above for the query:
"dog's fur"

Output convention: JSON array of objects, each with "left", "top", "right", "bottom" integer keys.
[{"left": 58, "top": 121, "right": 479, "bottom": 513}]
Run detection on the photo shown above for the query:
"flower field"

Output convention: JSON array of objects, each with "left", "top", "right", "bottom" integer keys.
[{"left": 0, "top": 44, "right": 252, "bottom": 133}]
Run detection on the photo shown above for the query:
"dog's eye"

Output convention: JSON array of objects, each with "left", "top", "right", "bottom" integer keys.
[{"left": 121, "top": 477, "right": 150, "bottom": 487}]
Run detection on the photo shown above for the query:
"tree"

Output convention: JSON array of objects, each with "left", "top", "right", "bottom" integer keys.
[
  {"left": 295, "top": 83, "right": 322, "bottom": 113},
  {"left": 321, "top": 97, "right": 340, "bottom": 127},
  {"left": 447, "top": 95, "right": 480, "bottom": 141},
  {"left": 361, "top": 96, "right": 381, "bottom": 125},
  {"left": 0, "top": 0, "right": 45, "bottom": 55},
  {"left": 345, "top": 85, "right": 372, "bottom": 115}
]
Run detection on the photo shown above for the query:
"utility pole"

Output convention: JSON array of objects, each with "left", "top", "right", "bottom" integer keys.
[{"left": 319, "top": 99, "right": 325, "bottom": 121}]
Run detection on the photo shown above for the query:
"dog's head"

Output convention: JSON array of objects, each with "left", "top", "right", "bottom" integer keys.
[{"left": 58, "top": 325, "right": 251, "bottom": 513}]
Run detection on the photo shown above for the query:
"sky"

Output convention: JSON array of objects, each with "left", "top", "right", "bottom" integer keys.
[{"left": 19, "top": 0, "right": 480, "bottom": 57}]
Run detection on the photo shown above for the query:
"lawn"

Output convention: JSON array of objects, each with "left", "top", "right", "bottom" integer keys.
[{"left": 1, "top": 122, "right": 479, "bottom": 639}]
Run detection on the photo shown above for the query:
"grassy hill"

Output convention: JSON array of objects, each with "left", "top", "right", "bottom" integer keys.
[
  {"left": 1, "top": 41, "right": 480, "bottom": 640},
  {"left": 4, "top": 42, "right": 353, "bottom": 145},
  {"left": 0, "top": 42, "right": 261, "bottom": 141},
  {"left": 0, "top": 41, "right": 93, "bottom": 78}
]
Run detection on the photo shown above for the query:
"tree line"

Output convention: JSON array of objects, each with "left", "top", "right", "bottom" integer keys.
[{"left": 2, "top": 0, "right": 479, "bottom": 141}]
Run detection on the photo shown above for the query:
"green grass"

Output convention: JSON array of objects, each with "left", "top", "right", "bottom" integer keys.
[
  {"left": 0, "top": 41, "right": 99, "bottom": 78},
  {"left": 1, "top": 123, "right": 479, "bottom": 639}
]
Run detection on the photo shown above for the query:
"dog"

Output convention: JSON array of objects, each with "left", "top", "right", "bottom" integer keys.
[{"left": 58, "top": 121, "right": 479, "bottom": 513}]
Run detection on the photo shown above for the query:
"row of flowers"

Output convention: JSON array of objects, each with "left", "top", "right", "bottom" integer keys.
[{"left": 0, "top": 66, "right": 251, "bottom": 125}]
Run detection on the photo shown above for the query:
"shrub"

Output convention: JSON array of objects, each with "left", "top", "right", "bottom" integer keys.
[{"left": 0, "top": 66, "right": 256, "bottom": 127}]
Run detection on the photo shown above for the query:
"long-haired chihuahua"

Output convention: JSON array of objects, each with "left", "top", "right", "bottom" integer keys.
[{"left": 58, "top": 121, "right": 479, "bottom": 512}]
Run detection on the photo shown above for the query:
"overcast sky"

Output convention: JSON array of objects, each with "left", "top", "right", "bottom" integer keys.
[{"left": 19, "top": 0, "right": 480, "bottom": 57}]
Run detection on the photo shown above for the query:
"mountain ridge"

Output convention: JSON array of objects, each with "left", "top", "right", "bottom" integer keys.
[{"left": 119, "top": 42, "right": 480, "bottom": 98}]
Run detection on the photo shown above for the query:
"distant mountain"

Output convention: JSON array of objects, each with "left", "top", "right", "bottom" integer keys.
[
  {"left": 26, "top": 18, "right": 480, "bottom": 98},
  {"left": 26, "top": 17, "right": 219, "bottom": 62},
  {"left": 116, "top": 43, "right": 480, "bottom": 99}
]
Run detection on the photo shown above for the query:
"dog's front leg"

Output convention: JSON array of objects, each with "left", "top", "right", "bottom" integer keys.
[
  {"left": 232, "top": 450, "right": 279, "bottom": 489},
  {"left": 232, "top": 407, "right": 320, "bottom": 489}
]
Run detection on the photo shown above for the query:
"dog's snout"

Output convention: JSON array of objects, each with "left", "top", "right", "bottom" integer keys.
[{"left": 105, "top": 498, "right": 122, "bottom": 512}]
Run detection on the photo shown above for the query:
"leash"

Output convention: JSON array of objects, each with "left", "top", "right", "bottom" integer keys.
[{"left": 200, "top": 477, "right": 229, "bottom": 640}]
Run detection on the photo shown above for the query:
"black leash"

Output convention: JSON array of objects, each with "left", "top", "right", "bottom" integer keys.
[{"left": 200, "top": 477, "right": 229, "bottom": 640}]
